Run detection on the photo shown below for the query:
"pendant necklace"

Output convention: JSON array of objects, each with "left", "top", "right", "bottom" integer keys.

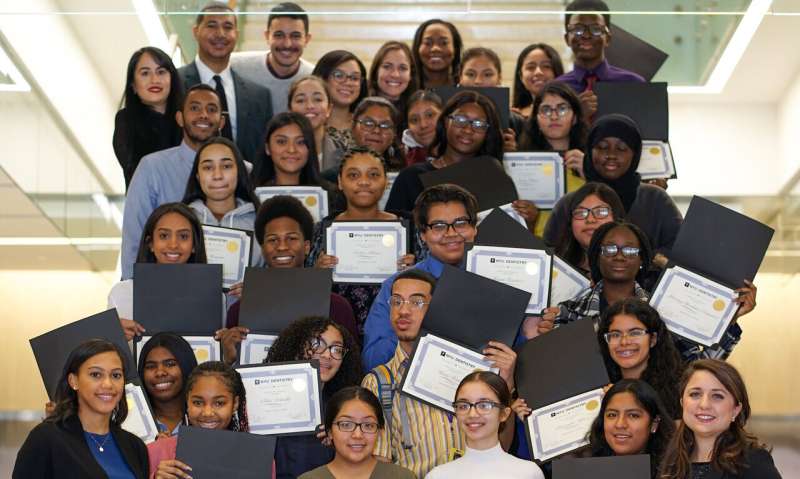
[{"left": 87, "top": 432, "right": 111, "bottom": 452}]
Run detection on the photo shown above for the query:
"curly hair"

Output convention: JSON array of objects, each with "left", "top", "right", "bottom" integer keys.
[
  {"left": 587, "top": 220, "right": 653, "bottom": 285},
  {"left": 265, "top": 316, "right": 363, "bottom": 394},
  {"left": 598, "top": 298, "right": 682, "bottom": 419},
  {"left": 253, "top": 194, "right": 314, "bottom": 246},
  {"left": 184, "top": 361, "right": 249, "bottom": 432}
]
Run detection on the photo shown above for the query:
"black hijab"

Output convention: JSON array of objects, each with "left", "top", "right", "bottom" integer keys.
[{"left": 583, "top": 114, "right": 643, "bottom": 212}]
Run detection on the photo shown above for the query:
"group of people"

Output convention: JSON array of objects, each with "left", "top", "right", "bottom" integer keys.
[{"left": 12, "top": 0, "right": 783, "bottom": 478}]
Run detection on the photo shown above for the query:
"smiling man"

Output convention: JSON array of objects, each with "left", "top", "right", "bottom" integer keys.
[{"left": 231, "top": 2, "right": 315, "bottom": 114}]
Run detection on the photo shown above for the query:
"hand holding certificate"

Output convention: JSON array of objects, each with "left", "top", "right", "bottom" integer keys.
[
  {"left": 202, "top": 225, "right": 253, "bottom": 289},
  {"left": 256, "top": 186, "right": 328, "bottom": 222},
  {"left": 466, "top": 245, "right": 551, "bottom": 314},
  {"left": 326, "top": 221, "right": 407, "bottom": 283},
  {"left": 503, "top": 152, "right": 566, "bottom": 209}
]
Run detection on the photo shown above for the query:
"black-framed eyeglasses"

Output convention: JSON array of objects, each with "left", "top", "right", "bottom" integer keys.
[
  {"left": 308, "top": 336, "right": 348, "bottom": 360},
  {"left": 424, "top": 217, "right": 473, "bottom": 235},
  {"left": 356, "top": 118, "right": 394, "bottom": 132},
  {"left": 603, "top": 328, "right": 650, "bottom": 344},
  {"left": 388, "top": 295, "right": 429, "bottom": 310},
  {"left": 331, "top": 69, "right": 361, "bottom": 84},
  {"left": 448, "top": 114, "right": 490, "bottom": 132},
  {"left": 452, "top": 400, "right": 504, "bottom": 415},
  {"left": 333, "top": 420, "right": 380, "bottom": 434},
  {"left": 572, "top": 206, "right": 611, "bottom": 220},
  {"left": 566, "top": 23, "right": 608, "bottom": 38},
  {"left": 599, "top": 244, "right": 641, "bottom": 258},
  {"left": 537, "top": 104, "right": 572, "bottom": 119}
]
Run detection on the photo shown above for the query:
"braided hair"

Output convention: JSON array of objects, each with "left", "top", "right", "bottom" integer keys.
[{"left": 184, "top": 361, "right": 249, "bottom": 432}]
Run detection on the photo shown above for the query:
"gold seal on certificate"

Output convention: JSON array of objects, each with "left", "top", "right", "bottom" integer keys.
[
  {"left": 202, "top": 225, "right": 252, "bottom": 289},
  {"left": 527, "top": 388, "right": 605, "bottom": 461},
  {"left": 637, "top": 140, "right": 676, "bottom": 180},
  {"left": 326, "top": 221, "right": 407, "bottom": 283},
  {"left": 136, "top": 335, "right": 220, "bottom": 365},
  {"left": 121, "top": 382, "right": 159, "bottom": 444},
  {"left": 255, "top": 186, "right": 329, "bottom": 222},
  {"left": 502, "top": 152, "right": 566, "bottom": 209}
]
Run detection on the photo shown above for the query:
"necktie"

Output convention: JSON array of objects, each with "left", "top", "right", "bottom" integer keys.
[
  {"left": 213, "top": 75, "right": 234, "bottom": 141},
  {"left": 585, "top": 73, "right": 598, "bottom": 92}
]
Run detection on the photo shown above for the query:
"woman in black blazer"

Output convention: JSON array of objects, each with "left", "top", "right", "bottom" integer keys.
[{"left": 13, "top": 339, "right": 148, "bottom": 478}]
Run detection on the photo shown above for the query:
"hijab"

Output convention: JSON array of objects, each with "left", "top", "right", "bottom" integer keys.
[{"left": 583, "top": 114, "right": 643, "bottom": 212}]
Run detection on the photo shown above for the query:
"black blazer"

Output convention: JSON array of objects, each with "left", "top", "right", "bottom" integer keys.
[
  {"left": 178, "top": 61, "right": 273, "bottom": 168},
  {"left": 12, "top": 415, "right": 148, "bottom": 479},
  {"left": 697, "top": 448, "right": 783, "bottom": 479}
]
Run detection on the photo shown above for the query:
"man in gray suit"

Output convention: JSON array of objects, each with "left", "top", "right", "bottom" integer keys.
[{"left": 179, "top": 2, "right": 273, "bottom": 167}]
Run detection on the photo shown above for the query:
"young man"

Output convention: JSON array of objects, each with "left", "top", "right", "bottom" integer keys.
[
  {"left": 179, "top": 1, "right": 273, "bottom": 164},
  {"left": 120, "top": 84, "right": 224, "bottom": 280},
  {"left": 362, "top": 184, "right": 478, "bottom": 370},
  {"left": 231, "top": 2, "right": 315, "bottom": 113},
  {"left": 556, "top": 0, "right": 644, "bottom": 116}
]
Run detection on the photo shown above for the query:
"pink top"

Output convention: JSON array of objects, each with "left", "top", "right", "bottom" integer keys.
[{"left": 146, "top": 435, "right": 276, "bottom": 478}]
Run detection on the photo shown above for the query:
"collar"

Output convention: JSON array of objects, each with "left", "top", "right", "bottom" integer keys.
[
  {"left": 195, "top": 55, "right": 232, "bottom": 84},
  {"left": 417, "top": 254, "right": 446, "bottom": 277},
  {"left": 592, "top": 280, "right": 648, "bottom": 299},
  {"left": 266, "top": 51, "right": 302, "bottom": 79},
  {"left": 572, "top": 58, "right": 610, "bottom": 82},
  {"left": 178, "top": 140, "right": 197, "bottom": 162}
]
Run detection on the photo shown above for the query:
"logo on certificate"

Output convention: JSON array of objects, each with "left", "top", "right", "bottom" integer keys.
[
  {"left": 194, "top": 348, "right": 209, "bottom": 363},
  {"left": 305, "top": 196, "right": 318, "bottom": 207},
  {"left": 712, "top": 299, "right": 726, "bottom": 311},
  {"left": 542, "top": 164, "right": 554, "bottom": 176},
  {"left": 226, "top": 240, "right": 239, "bottom": 253}
]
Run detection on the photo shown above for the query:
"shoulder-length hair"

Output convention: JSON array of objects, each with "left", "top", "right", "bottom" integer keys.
[
  {"left": 135, "top": 202, "right": 208, "bottom": 264},
  {"left": 120, "top": 46, "right": 183, "bottom": 116},
  {"left": 587, "top": 220, "right": 653, "bottom": 285},
  {"left": 46, "top": 339, "right": 130, "bottom": 426},
  {"left": 182, "top": 137, "right": 260, "bottom": 208},
  {"left": 412, "top": 19, "right": 463, "bottom": 88},
  {"left": 311, "top": 50, "right": 368, "bottom": 112},
  {"left": 429, "top": 90, "right": 504, "bottom": 161},
  {"left": 519, "top": 81, "right": 587, "bottom": 152},
  {"left": 251, "top": 112, "right": 322, "bottom": 187},
  {"left": 137, "top": 332, "right": 198, "bottom": 408},
  {"left": 512, "top": 43, "right": 564, "bottom": 109},
  {"left": 659, "top": 359, "right": 769, "bottom": 479},
  {"left": 369, "top": 41, "right": 418, "bottom": 106}
]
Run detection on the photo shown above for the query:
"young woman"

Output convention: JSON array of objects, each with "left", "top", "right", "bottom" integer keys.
[
  {"left": 312, "top": 50, "right": 368, "bottom": 144},
  {"left": 252, "top": 112, "right": 326, "bottom": 188},
  {"left": 289, "top": 76, "right": 340, "bottom": 173},
  {"left": 659, "top": 360, "right": 782, "bottom": 479},
  {"left": 368, "top": 41, "right": 418, "bottom": 133},
  {"left": 412, "top": 19, "right": 463, "bottom": 88},
  {"left": 587, "top": 379, "right": 675, "bottom": 478},
  {"left": 350, "top": 97, "right": 405, "bottom": 173},
  {"left": 114, "top": 46, "right": 183, "bottom": 188},
  {"left": 14, "top": 339, "right": 149, "bottom": 478},
  {"left": 598, "top": 298, "right": 682, "bottom": 419},
  {"left": 426, "top": 372, "right": 544, "bottom": 479},
  {"left": 266, "top": 316, "right": 363, "bottom": 478},
  {"left": 137, "top": 333, "right": 198, "bottom": 438},
  {"left": 308, "top": 148, "right": 418, "bottom": 336},
  {"left": 108, "top": 202, "right": 208, "bottom": 340},
  {"left": 402, "top": 90, "right": 443, "bottom": 166},
  {"left": 298, "top": 386, "right": 414, "bottom": 479},
  {"left": 511, "top": 44, "right": 564, "bottom": 118},
  {"left": 183, "top": 136, "right": 262, "bottom": 268}
]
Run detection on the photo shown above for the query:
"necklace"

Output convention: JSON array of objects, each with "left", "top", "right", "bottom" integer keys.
[{"left": 86, "top": 432, "right": 111, "bottom": 452}]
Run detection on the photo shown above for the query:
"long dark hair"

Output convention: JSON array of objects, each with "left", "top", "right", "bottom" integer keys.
[
  {"left": 587, "top": 220, "right": 652, "bottom": 285},
  {"left": 554, "top": 182, "right": 624, "bottom": 270},
  {"left": 135, "top": 202, "right": 208, "bottom": 264},
  {"left": 184, "top": 361, "right": 249, "bottom": 432},
  {"left": 312, "top": 50, "right": 368, "bottom": 112},
  {"left": 182, "top": 137, "right": 261, "bottom": 208},
  {"left": 512, "top": 43, "right": 564, "bottom": 109},
  {"left": 412, "top": 19, "right": 463, "bottom": 88},
  {"left": 252, "top": 112, "right": 322, "bottom": 187},
  {"left": 266, "top": 316, "right": 362, "bottom": 395},
  {"left": 659, "top": 360, "right": 769, "bottom": 479},
  {"left": 137, "top": 333, "right": 198, "bottom": 406},
  {"left": 352, "top": 96, "right": 404, "bottom": 171},
  {"left": 120, "top": 46, "right": 183, "bottom": 116},
  {"left": 598, "top": 299, "right": 682, "bottom": 419},
  {"left": 324, "top": 386, "right": 385, "bottom": 433},
  {"left": 46, "top": 339, "right": 130, "bottom": 426},
  {"left": 588, "top": 379, "right": 675, "bottom": 476},
  {"left": 369, "top": 41, "right": 418, "bottom": 109},
  {"left": 430, "top": 90, "right": 504, "bottom": 161},
  {"left": 519, "top": 81, "right": 587, "bottom": 152}
]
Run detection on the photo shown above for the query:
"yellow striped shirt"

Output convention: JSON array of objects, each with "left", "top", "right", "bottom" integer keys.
[
  {"left": 362, "top": 346, "right": 465, "bottom": 479},
  {"left": 532, "top": 168, "right": 585, "bottom": 237}
]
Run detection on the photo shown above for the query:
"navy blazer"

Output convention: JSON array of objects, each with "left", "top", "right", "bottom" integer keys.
[
  {"left": 179, "top": 62, "right": 273, "bottom": 168},
  {"left": 13, "top": 414, "right": 148, "bottom": 478}
]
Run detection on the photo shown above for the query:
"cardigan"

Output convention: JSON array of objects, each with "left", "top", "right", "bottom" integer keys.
[{"left": 13, "top": 414, "right": 148, "bottom": 479}]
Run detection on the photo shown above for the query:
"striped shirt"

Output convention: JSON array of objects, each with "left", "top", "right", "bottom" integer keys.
[{"left": 362, "top": 346, "right": 465, "bottom": 478}]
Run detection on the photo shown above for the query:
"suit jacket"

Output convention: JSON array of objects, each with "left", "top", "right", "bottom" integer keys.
[
  {"left": 179, "top": 61, "right": 273, "bottom": 168},
  {"left": 13, "top": 415, "right": 149, "bottom": 478},
  {"left": 696, "top": 448, "right": 782, "bottom": 479}
]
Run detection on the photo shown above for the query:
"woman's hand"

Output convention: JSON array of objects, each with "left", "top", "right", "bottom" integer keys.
[
  {"left": 511, "top": 398, "right": 532, "bottom": 421},
  {"left": 119, "top": 318, "right": 145, "bottom": 341},
  {"left": 503, "top": 128, "right": 518, "bottom": 153},
  {"left": 483, "top": 341, "right": 517, "bottom": 390},
  {"left": 397, "top": 254, "right": 415, "bottom": 271},
  {"left": 520, "top": 315, "right": 542, "bottom": 340},
  {"left": 155, "top": 459, "right": 193, "bottom": 479},
  {"left": 512, "top": 200, "right": 539, "bottom": 231},
  {"left": 563, "top": 149, "right": 585, "bottom": 178},
  {"left": 733, "top": 280, "right": 757, "bottom": 318},
  {"left": 215, "top": 327, "right": 249, "bottom": 366},
  {"left": 537, "top": 307, "right": 559, "bottom": 335},
  {"left": 227, "top": 282, "right": 244, "bottom": 298},
  {"left": 315, "top": 253, "right": 338, "bottom": 269},
  {"left": 316, "top": 425, "right": 332, "bottom": 447},
  {"left": 644, "top": 178, "right": 669, "bottom": 190}
]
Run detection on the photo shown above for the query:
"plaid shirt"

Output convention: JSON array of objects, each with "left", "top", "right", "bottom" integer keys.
[{"left": 554, "top": 281, "right": 742, "bottom": 362}]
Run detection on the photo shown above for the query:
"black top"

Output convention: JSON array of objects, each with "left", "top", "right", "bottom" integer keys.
[
  {"left": 384, "top": 161, "right": 436, "bottom": 214},
  {"left": 13, "top": 415, "right": 149, "bottom": 479},
  {"left": 113, "top": 108, "right": 182, "bottom": 189},
  {"left": 274, "top": 388, "right": 336, "bottom": 478},
  {"left": 689, "top": 448, "right": 782, "bottom": 479}
]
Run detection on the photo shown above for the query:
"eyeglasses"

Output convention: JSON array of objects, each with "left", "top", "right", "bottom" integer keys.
[
  {"left": 572, "top": 206, "right": 611, "bottom": 220},
  {"left": 331, "top": 69, "right": 361, "bottom": 84},
  {"left": 388, "top": 295, "right": 429, "bottom": 310},
  {"left": 452, "top": 400, "right": 504, "bottom": 415},
  {"left": 424, "top": 217, "right": 473, "bottom": 235},
  {"left": 599, "top": 244, "right": 641, "bottom": 258},
  {"left": 537, "top": 104, "right": 572, "bottom": 119},
  {"left": 566, "top": 23, "right": 608, "bottom": 38},
  {"left": 333, "top": 420, "right": 379, "bottom": 434},
  {"left": 355, "top": 118, "right": 394, "bottom": 132},
  {"left": 308, "top": 336, "right": 348, "bottom": 360},
  {"left": 604, "top": 328, "right": 650, "bottom": 344},
  {"left": 448, "top": 114, "right": 490, "bottom": 132}
]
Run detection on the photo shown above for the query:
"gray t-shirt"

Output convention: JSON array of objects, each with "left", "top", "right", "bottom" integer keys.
[{"left": 231, "top": 51, "right": 315, "bottom": 114}]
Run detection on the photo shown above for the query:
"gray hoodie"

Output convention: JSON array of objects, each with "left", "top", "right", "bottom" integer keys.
[{"left": 188, "top": 198, "right": 263, "bottom": 268}]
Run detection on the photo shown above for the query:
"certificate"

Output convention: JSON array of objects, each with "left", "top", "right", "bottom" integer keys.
[
  {"left": 549, "top": 256, "right": 591, "bottom": 307},
  {"left": 466, "top": 245, "right": 551, "bottom": 314},
  {"left": 326, "top": 221, "right": 407, "bottom": 283},
  {"left": 237, "top": 361, "right": 322, "bottom": 435},
  {"left": 239, "top": 333, "right": 278, "bottom": 365},
  {"left": 527, "top": 388, "right": 604, "bottom": 462},
  {"left": 202, "top": 225, "right": 252, "bottom": 289},
  {"left": 503, "top": 152, "right": 566, "bottom": 208},
  {"left": 637, "top": 141, "right": 676, "bottom": 180},
  {"left": 255, "top": 186, "right": 329, "bottom": 222},
  {"left": 378, "top": 171, "right": 399, "bottom": 210},
  {"left": 136, "top": 335, "right": 220, "bottom": 365},
  {"left": 477, "top": 203, "right": 526, "bottom": 228},
  {"left": 649, "top": 266, "right": 738, "bottom": 346},
  {"left": 400, "top": 333, "right": 497, "bottom": 413},
  {"left": 121, "top": 382, "right": 158, "bottom": 444}
]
